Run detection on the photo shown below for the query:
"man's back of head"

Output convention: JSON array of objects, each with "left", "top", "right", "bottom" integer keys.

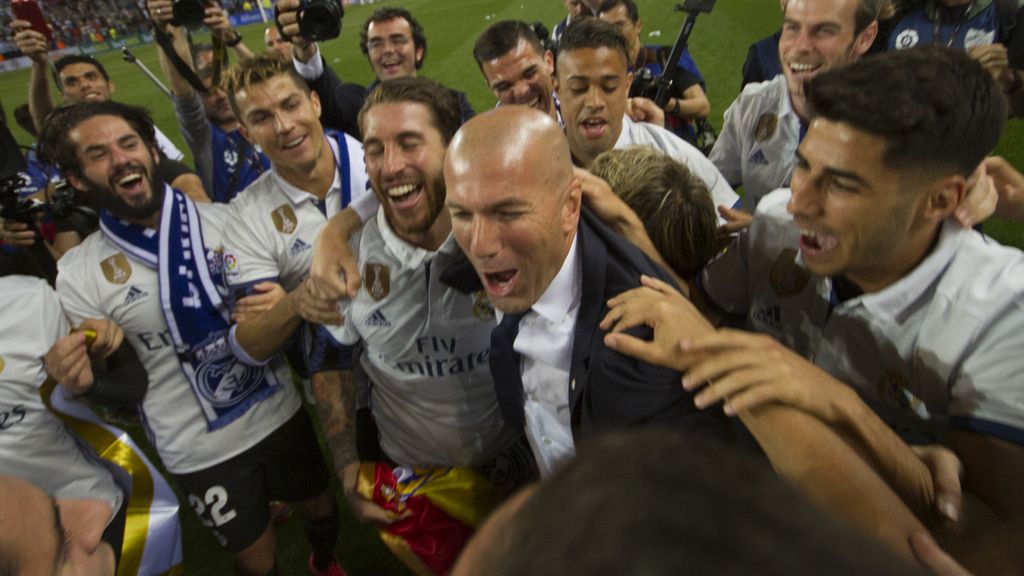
[{"left": 455, "top": 430, "right": 927, "bottom": 576}]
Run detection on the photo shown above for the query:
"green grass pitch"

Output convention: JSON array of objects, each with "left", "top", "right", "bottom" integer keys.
[{"left": 1, "top": 1, "right": 1022, "bottom": 573}]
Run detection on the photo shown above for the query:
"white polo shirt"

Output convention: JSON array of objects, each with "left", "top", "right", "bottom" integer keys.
[
  {"left": 709, "top": 75, "right": 801, "bottom": 210},
  {"left": 701, "top": 190, "right": 1024, "bottom": 443},
  {"left": 223, "top": 133, "right": 370, "bottom": 292},
  {"left": 328, "top": 210, "right": 512, "bottom": 467},
  {"left": 0, "top": 276, "right": 124, "bottom": 512},
  {"left": 57, "top": 204, "right": 301, "bottom": 474},
  {"left": 615, "top": 115, "right": 741, "bottom": 217}
]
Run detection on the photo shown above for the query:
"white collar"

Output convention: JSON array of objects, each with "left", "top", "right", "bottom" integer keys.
[
  {"left": 375, "top": 208, "right": 456, "bottom": 271},
  {"left": 838, "top": 220, "right": 963, "bottom": 318},
  {"left": 531, "top": 233, "right": 581, "bottom": 325}
]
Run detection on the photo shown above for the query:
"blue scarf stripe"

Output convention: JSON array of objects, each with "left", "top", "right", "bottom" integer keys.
[{"left": 102, "top": 186, "right": 280, "bottom": 430}]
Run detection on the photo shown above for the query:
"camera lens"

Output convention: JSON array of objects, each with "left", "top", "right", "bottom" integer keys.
[
  {"left": 172, "top": 0, "right": 207, "bottom": 30},
  {"left": 298, "top": 0, "right": 343, "bottom": 41}
]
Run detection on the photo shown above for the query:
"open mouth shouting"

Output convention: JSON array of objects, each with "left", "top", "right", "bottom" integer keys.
[
  {"left": 111, "top": 164, "right": 148, "bottom": 199},
  {"left": 798, "top": 227, "right": 838, "bottom": 259},
  {"left": 579, "top": 116, "right": 608, "bottom": 139},
  {"left": 483, "top": 268, "right": 519, "bottom": 298}
]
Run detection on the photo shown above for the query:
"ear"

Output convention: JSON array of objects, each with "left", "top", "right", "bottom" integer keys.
[
  {"left": 67, "top": 172, "right": 88, "bottom": 193},
  {"left": 923, "top": 174, "right": 965, "bottom": 221},
  {"left": 562, "top": 177, "right": 583, "bottom": 234},
  {"left": 636, "top": 18, "right": 643, "bottom": 35},
  {"left": 310, "top": 89, "right": 322, "bottom": 118},
  {"left": 852, "top": 20, "right": 878, "bottom": 58},
  {"left": 544, "top": 49, "right": 555, "bottom": 75},
  {"left": 624, "top": 69, "right": 634, "bottom": 92},
  {"left": 415, "top": 45, "right": 425, "bottom": 67},
  {"left": 108, "top": 80, "right": 116, "bottom": 96},
  {"left": 150, "top": 144, "right": 161, "bottom": 166}
]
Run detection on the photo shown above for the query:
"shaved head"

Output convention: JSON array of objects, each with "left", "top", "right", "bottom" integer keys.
[{"left": 445, "top": 107, "right": 582, "bottom": 313}]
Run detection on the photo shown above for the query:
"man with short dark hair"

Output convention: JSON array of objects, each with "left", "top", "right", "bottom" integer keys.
[
  {"left": 9, "top": 25, "right": 183, "bottom": 160},
  {"left": 613, "top": 46, "right": 1024, "bottom": 572},
  {"left": 473, "top": 20, "right": 560, "bottom": 123},
  {"left": 598, "top": 0, "right": 711, "bottom": 146},
  {"left": 352, "top": 6, "right": 474, "bottom": 122},
  {"left": 554, "top": 18, "right": 738, "bottom": 212}
]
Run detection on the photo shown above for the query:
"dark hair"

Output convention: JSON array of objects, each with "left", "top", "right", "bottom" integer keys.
[
  {"left": 557, "top": 17, "right": 630, "bottom": 65},
  {"left": 224, "top": 55, "right": 312, "bottom": 123},
  {"left": 52, "top": 55, "right": 110, "bottom": 88},
  {"left": 470, "top": 429, "right": 926, "bottom": 576},
  {"left": 359, "top": 77, "right": 462, "bottom": 145},
  {"left": 359, "top": 7, "right": 428, "bottom": 69},
  {"left": 598, "top": 0, "right": 639, "bottom": 22},
  {"left": 807, "top": 46, "right": 1005, "bottom": 177},
  {"left": 590, "top": 146, "right": 718, "bottom": 280},
  {"left": 473, "top": 20, "right": 545, "bottom": 69},
  {"left": 37, "top": 101, "right": 157, "bottom": 179}
]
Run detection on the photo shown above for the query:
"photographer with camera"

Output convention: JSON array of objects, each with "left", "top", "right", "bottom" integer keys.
[
  {"left": 272, "top": 0, "right": 367, "bottom": 140},
  {"left": 598, "top": 0, "right": 713, "bottom": 149},
  {"left": 147, "top": 0, "right": 270, "bottom": 202}
]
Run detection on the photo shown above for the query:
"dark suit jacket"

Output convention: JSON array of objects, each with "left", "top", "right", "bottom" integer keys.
[
  {"left": 567, "top": 208, "right": 727, "bottom": 441},
  {"left": 442, "top": 208, "right": 729, "bottom": 443},
  {"left": 308, "top": 56, "right": 366, "bottom": 140}
]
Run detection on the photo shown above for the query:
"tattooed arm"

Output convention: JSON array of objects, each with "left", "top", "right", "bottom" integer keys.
[{"left": 312, "top": 370, "right": 403, "bottom": 524}]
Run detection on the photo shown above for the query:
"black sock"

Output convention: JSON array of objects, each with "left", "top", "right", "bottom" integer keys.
[{"left": 304, "top": 501, "right": 340, "bottom": 569}]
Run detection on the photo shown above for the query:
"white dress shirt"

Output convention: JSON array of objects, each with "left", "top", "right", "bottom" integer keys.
[{"left": 502, "top": 235, "right": 581, "bottom": 477}]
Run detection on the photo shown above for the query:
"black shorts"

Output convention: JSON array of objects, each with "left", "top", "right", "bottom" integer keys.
[{"left": 173, "top": 407, "right": 331, "bottom": 552}]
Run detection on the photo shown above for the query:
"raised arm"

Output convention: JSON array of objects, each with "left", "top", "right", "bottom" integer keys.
[{"left": 12, "top": 20, "right": 56, "bottom": 134}]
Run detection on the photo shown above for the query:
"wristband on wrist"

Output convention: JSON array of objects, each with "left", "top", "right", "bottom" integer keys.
[{"left": 224, "top": 31, "right": 243, "bottom": 47}]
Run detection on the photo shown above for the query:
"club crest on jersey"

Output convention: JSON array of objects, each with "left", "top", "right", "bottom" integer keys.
[
  {"left": 271, "top": 204, "right": 298, "bottom": 235},
  {"left": 769, "top": 248, "right": 810, "bottom": 297},
  {"left": 964, "top": 28, "right": 995, "bottom": 50},
  {"left": 365, "top": 263, "right": 390, "bottom": 301},
  {"left": 472, "top": 290, "right": 495, "bottom": 321},
  {"left": 754, "top": 113, "right": 777, "bottom": 142},
  {"left": 895, "top": 29, "right": 919, "bottom": 49},
  {"left": 193, "top": 334, "right": 264, "bottom": 408},
  {"left": 101, "top": 253, "right": 133, "bottom": 284}
]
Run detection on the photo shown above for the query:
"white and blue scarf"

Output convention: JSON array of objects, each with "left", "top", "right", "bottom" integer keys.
[{"left": 101, "top": 186, "right": 280, "bottom": 430}]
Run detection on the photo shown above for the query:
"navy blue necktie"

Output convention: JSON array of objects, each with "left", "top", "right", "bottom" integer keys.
[{"left": 490, "top": 311, "right": 527, "bottom": 432}]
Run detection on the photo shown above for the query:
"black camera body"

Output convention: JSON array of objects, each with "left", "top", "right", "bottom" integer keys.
[
  {"left": 172, "top": 0, "right": 207, "bottom": 30},
  {"left": 630, "top": 67, "right": 661, "bottom": 101},
  {"left": 276, "top": 0, "right": 344, "bottom": 43}
]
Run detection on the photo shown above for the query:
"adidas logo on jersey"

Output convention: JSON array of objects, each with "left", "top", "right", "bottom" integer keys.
[
  {"left": 289, "top": 238, "right": 311, "bottom": 257},
  {"left": 365, "top": 309, "right": 391, "bottom": 328},
  {"left": 124, "top": 285, "right": 149, "bottom": 307}
]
